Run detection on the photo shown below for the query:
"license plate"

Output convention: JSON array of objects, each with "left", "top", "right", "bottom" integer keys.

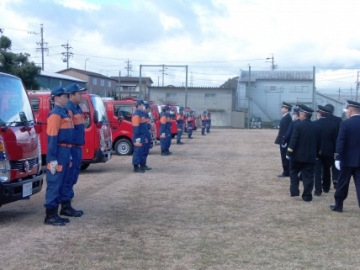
[{"left": 22, "top": 182, "right": 33, "bottom": 197}]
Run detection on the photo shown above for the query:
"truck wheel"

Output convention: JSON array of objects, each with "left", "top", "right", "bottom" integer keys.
[
  {"left": 81, "top": 164, "right": 90, "bottom": 170},
  {"left": 115, "top": 138, "right": 133, "bottom": 155}
]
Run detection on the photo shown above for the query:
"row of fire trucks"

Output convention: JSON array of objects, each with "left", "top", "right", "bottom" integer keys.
[{"left": 27, "top": 93, "right": 197, "bottom": 170}]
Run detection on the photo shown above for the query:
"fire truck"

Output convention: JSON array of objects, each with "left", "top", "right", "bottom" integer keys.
[
  {"left": 28, "top": 91, "right": 112, "bottom": 170},
  {"left": 103, "top": 98, "right": 156, "bottom": 155},
  {"left": 0, "top": 73, "right": 44, "bottom": 206}
]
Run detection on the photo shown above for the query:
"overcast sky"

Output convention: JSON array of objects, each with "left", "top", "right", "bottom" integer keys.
[{"left": 1, "top": 0, "right": 360, "bottom": 95}]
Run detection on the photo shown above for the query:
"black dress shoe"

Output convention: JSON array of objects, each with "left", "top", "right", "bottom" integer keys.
[
  {"left": 278, "top": 174, "right": 289, "bottom": 178},
  {"left": 314, "top": 192, "right": 322, "bottom": 196},
  {"left": 330, "top": 205, "right": 343, "bottom": 212}
]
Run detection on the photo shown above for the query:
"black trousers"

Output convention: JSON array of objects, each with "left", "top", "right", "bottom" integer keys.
[
  {"left": 314, "top": 155, "right": 333, "bottom": 193},
  {"left": 334, "top": 167, "right": 360, "bottom": 208},
  {"left": 290, "top": 161, "right": 314, "bottom": 201},
  {"left": 279, "top": 145, "right": 289, "bottom": 176}
]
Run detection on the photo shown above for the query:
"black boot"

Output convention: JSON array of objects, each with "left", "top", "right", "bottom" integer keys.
[
  {"left": 161, "top": 151, "right": 170, "bottom": 156},
  {"left": 44, "top": 208, "right": 66, "bottom": 226},
  {"left": 166, "top": 149, "right": 172, "bottom": 155},
  {"left": 70, "top": 200, "right": 84, "bottom": 215},
  {"left": 60, "top": 201, "right": 83, "bottom": 217},
  {"left": 133, "top": 165, "right": 145, "bottom": 173},
  {"left": 177, "top": 141, "right": 184, "bottom": 145},
  {"left": 141, "top": 164, "right": 152, "bottom": 170}
]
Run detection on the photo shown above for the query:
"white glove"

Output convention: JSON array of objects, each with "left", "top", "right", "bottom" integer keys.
[
  {"left": 335, "top": 160, "right": 341, "bottom": 170},
  {"left": 286, "top": 155, "right": 290, "bottom": 160},
  {"left": 49, "top": 160, "right": 58, "bottom": 175},
  {"left": 281, "top": 143, "right": 287, "bottom": 148}
]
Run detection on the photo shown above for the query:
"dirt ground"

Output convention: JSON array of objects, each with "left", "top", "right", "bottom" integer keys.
[{"left": 1, "top": 128, "right": 360, "bottom": 270}]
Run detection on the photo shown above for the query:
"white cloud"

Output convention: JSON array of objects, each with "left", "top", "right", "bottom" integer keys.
[
  {"left": 159, "top": 13, "right": 183, "bottom": 31},
  {"left": 54, "top": 0, "right": 101, "bottom": 11}
]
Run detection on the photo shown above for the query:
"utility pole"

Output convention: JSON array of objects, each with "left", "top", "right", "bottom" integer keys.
[
  {"left": 61, "top": 41, "right": 73, "bottom": 69},
  {"left": 266, "top": 54, "right": 277, "bottom": 71},
  {"left": 338, "top": 88, "right": 340, "bottom": 100},
  {"left": 125, "top": 59, "right": 132, "bottom": 76},
  {"left": 118, "top": 71, "right": 121, "bottom": 99},
  {"left": 160, "top": 64, "right": 167, "bottom": 86},
  {"left": 36, "top": 24, "right": 48, "bottom": 71},
  {"left": 247, "top": 65, "right": 251, "bottom": 129}
]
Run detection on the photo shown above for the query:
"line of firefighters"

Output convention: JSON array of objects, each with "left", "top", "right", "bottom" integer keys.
[{"left": 132, "top": 101, "right": 212, "bottom": 173}]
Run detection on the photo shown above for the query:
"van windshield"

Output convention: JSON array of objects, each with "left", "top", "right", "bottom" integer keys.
[
  {"left": 91, "top": 95, "right": 108, "bottom": 123},
  {"left": 0, "top": 75, "right": 34, "bottom": 126}
]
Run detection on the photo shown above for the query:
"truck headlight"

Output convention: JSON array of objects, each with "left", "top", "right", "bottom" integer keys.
[{"left": 0, "top": 140, "right": 10, "bottom": 182}]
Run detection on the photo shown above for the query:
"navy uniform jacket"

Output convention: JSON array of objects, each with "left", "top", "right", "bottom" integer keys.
[
  {"left": 275, "top": 113, "right": 292, "bottom": 144},
  {"left": 286, "top": 119, "right": 320, "bottom": 163},
  {"left": 326, "top": 114, "right": 342, "bottom": 134},
  {"left": 314, "top": 117, "right": 337, "bottom": 157},
  {"left": 335, "top": 115, "right": 360, "bottom": 167},
  {"left": 282, "top": 119, "right": 300, "bottom": 145}
]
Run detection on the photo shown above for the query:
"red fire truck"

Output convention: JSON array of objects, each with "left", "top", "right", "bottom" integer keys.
[
  {"left": 28, "top": 91, "right": 112, "bottom": 170},
  {"left": 0, "top": 73, "right": 44, "bottom": 206},
  {"left": 103, "top": 98, "right": 156, "bottom": 155}
]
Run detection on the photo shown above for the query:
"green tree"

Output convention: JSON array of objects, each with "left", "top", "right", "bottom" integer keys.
[{"left": 0, "top": 35, "right": 40, "bottom": 89}]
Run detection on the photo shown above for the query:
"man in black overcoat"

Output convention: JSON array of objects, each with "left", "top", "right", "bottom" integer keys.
[
  {"left": 275, "top": 102, "right": 292, "bottom": 177},
  {"left": 330, "top": 100, "right": 360, "bottom": 212},
  {"left": 286, "top": 104, "right": 320, "bottom": 202},
  {"left": 313, "top": 105, "right": 338, "bottom": 195},
  {"left": 324, "top": 103, "right": 342, "bottom": 189}
]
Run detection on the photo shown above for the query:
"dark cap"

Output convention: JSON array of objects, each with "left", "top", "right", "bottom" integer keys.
[
  {"left": 346, "top": 100, "right": 360, "bottom": 109},
  {"left": 179, "top": 106, "right": 184, "bottom": 111},
  {"left": 282, "top": 102, "right": 292, "bottom": 110},
  {"left": 317, "top": 105, "right": 331, "bottom": 114},
  {"left": 293, "top": 108, "right": 300, "bottom": 115},
  {"left": 51, "top": 86, "right": 67, "bottom": 97},
  {"left": 136, "top": 99, "right": 144, "bottom": 106},
  {"left": 163, "top": 105, "right": 170, "bottom": 111},
  {"left": 143, "top": 101, "right": 150, "bottom": 109},
  {"left": 66, "top": 83, "right": 86, "bottom": 94},
  {"left": 298, "top": 104, "right": 314, "bottom": 115}
]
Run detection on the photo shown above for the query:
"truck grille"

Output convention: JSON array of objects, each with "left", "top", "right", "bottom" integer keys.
[{"left": 10, "top": 157, "right": 38, "bottom": 172}]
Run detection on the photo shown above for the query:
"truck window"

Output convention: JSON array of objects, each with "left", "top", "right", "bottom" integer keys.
[
  {"left": 80, "top": 98, "right": 91, "bottom": 128},
  {"left": 114, "top": 105, "right": 132, "bottom": 121},
  {"left": 0, "top": 77, "right": 34, "bottom": 126},
  {"left": 29, "top": 98, "right": 40, "bottom": 114}
]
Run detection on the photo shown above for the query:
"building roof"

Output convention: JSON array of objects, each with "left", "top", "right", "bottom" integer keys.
[
  {"left": 57, "top": 68, "right": 111, "bottom": 79},
  {"left": 238, "top": 70, "right": 313, "bottom": 82},
  {"left": 39, "top": 70, "right": 86, "bottom": 82},
  {"left": 109, "top": 76, "right": 153, "bottom": 84}
]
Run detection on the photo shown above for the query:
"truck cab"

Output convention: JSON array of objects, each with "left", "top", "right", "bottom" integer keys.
[
  {"left": 103, "top": 98, "right": 156, "bottom": 155},
  {"left": 0, "top": 73, "right": 43, "bottom": 206},
  {"left": 28, "top": 91, "right": 112, "bottom": 170}
]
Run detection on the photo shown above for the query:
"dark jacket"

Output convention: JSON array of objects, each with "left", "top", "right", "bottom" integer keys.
[
  {"left": 314, "top": 117, "right": 337, "bottom": 157},
  {"left": 335, "top": 115, "right": 360, "bottom": 167},
  {"left": 325, "top": 114, "right": 342, "bottom": 135},
  {"left": 286, "top": 119, "right": 320, "bottom": 163},
  {"left": 282, "top": 119, "right": 300, "bottom": 145},
  {"left": 275, "top": 113, "right": 292, "bottom": 144}
]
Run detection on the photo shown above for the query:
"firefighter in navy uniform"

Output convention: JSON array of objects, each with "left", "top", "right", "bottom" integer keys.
[
  {"left": 206, "top": 112, "right": 211, "bottom": 133},
  {"left": 282, "top": 108, "right": 300, "bottom": 146},
  {"left": 132, "top": 100, "right": 147, "bottom": 173},
  {"left": 286, "top": 104, "right": 320, "bottom": 202},
  {"left": 324, "top": 103, "right": 343, "bottom": 189},
  {"left": 201, "top": 110, "right": 207, "bottom": 135},
  {"left": 44, "top": 86, "right": 74, "bottom": 226},
  {"left": 275, "top": 102, "right": 292, "bottom": 177},
  {"left": 59, "top": 83, "right": 86, "bottom": 218},
  {"left": 330, "top": 100, "right": 360, "bottom": 212},
  {"left": 160, "top": 105, "right": 171, "bottom": 155},
  {"left": 176, "top": 106, "right": 185, "bottom": 144},
  {"left": 313, "top": 105, "right": 337, "bottom": 196},
  {"left": 186, "top": 110, "right": 195, "bottom": 139},
  {"left": 141, "top": 101, "right": 152, "bottom": 170}
]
